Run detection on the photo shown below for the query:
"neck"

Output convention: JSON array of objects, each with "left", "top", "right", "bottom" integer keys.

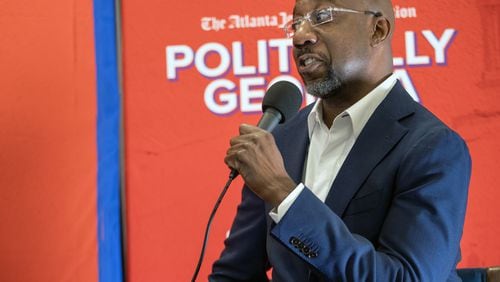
[{"left": 320, "top": 73, "right": 392, "bottom": 128}]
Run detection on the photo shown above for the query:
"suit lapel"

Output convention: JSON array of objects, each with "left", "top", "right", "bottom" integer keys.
[
  {"left": 324, "top": 82, "right": 415, "bottom": 216},
  {"left": 275, "top": 104, "right": 312, "bottom": 185}
]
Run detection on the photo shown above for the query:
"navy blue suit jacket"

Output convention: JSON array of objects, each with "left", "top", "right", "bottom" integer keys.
[{"left": 210, "top": 81, "right": 471, "bottom": 281}]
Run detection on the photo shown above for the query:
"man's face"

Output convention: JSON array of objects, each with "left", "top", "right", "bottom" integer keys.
[{"left": 292, "top": 0, "right": 372, "bottom": 98}]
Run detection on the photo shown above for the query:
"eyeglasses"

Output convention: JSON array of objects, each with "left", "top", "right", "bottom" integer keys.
[{"left": 284, "top": 6, "right": 382, "bottom": 38}]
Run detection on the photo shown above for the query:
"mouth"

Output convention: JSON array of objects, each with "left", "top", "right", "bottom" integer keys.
[{"left": 297, "top": 54, "right": 325, "bottom": 75}]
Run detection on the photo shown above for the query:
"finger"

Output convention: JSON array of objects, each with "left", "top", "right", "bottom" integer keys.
[
  {"left": 229, "top": 135, "right": 241, "bottom": 146},
  {"left": 227, "top": 142, "right": 251, "bottom": 156},
  {"left": 239, "top": 123, "right": 261, "bottom": 135},
  {"left": 227, "top": 141, "right": 252, "bottom": 158},
  {"left": 230, "top": 134, "right": 252, "bottom": 146},
  {"left": 229, "top": 129, "right": 256, "bottom": 145},
  {"left": 226, "top": 142, "right": 246, "bottom": 158},
  {"left": 224, "top": 154, "right": 238, "bottom": 170},
  {"left": 224, "top": 149, "right": 246, "bottom": 170},
  {"left": 230, "top": 132, "right": 259, "bottom": 145}
]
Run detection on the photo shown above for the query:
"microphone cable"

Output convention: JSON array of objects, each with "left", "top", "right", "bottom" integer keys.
[
  {"left": 190, "top": 81, "right": 302, "bottom": 281},
  {"left": 191, "top": 172, "right": 237, "bottom": 281}
]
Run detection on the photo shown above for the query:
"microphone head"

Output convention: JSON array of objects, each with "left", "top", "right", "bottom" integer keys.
[{"left": 262, "top": 81, "right": 303, "bottom": 123}]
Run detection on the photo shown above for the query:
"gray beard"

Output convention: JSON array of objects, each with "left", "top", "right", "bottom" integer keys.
[{"left": 305, "top": 68, "right": 341, "bottom": 99}]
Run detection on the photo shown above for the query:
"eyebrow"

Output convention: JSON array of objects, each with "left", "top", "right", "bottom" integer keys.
[{"left": 292, "top": 1, "right": 318, "bottom": 17}]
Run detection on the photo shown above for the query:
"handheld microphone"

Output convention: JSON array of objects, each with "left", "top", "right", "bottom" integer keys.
[
  {"left": 192, "top": 81, "right": 302, "bottom": 281},
  {"left": 229, "top": 81, "right": 303, "bottom": 179}
]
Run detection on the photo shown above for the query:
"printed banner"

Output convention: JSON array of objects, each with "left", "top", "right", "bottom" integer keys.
[{"left": 122, "top": 0, "right": 500, "bottom": 280}]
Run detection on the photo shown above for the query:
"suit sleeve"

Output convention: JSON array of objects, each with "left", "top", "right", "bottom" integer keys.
[
  {"left": 209, "top": 186, "right": 270, "bottom": 282},
  {"left": 270, "top": 128, "right": 471, "bottom": 281}
]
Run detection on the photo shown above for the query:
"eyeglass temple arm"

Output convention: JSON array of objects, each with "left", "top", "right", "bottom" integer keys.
[{"left": 365, "top": 11, "right": 383, "bottom": 17}]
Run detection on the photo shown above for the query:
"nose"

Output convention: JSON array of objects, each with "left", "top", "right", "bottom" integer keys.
[{"left": 292, "top": 23, "right": 318, "bottom": 47}]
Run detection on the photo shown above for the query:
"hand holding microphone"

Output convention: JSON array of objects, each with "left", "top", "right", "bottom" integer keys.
[
  {"left": 225, "top": 81, "right": 302, "bottom": 207},
  {"left": 192, "top": 81, "right": 302, "bottom": 281}
]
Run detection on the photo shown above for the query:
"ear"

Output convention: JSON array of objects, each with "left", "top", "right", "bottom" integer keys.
[{"left": 370, "top": 17, "right": 391, "bottom": 47}]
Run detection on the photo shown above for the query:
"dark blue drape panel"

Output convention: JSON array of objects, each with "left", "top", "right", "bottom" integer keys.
[{"left": 93, "top": 0, "right": 124, "bottom": 281}]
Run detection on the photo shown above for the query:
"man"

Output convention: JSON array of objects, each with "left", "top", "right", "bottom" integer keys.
[{"left": 210, "top": 0, "right": 471, "bottom": 281}]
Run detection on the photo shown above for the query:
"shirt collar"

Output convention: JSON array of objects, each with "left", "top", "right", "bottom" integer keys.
[{"left": 307, "top": 74, "right": 398, "bottom": 138}]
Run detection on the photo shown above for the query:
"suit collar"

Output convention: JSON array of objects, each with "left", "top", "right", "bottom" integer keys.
[
  {"left": 273, "top": 103, "right": 314, "bottom": 185},
  {"left": 275, "top": 81, "right": 416, "bottom": 216},
  {"left": 307, "top": 74, "right": 398, "bottom": 140}
]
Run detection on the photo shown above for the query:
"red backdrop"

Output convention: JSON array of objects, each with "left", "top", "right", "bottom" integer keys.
[{"left": 122, "top": 0, "right": 500, "bottom": 280}]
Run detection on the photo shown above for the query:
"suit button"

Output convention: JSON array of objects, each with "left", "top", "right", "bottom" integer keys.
[
  {"left": 298, "top": 242, "right": 305, "bottom": 250},
  {"left": 289, "top": 237, "right": 299, "bottom": 247}
]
